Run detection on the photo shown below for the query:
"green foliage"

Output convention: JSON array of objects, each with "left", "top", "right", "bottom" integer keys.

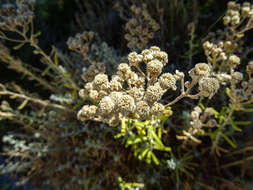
[{"left": 115, "top": 117, "right": 171, "bottom": 165}]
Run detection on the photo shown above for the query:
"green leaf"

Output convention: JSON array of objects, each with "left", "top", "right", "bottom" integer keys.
[
  {"left": 114, "top": 133, "right": 124, "bottom": 139},
  {"left": 41, "top": 65, "right": 51, "bottom": 76},
  {"left": 225, "top": 87, "right": 230, "bottom": 96},
  {"left": 151, "top": 152, "right": 160, "bottom": 165},
  {"left": 230, "top": 120, "right": 242, "bottom": 132},
  {"left": 210, "top": 108, "right": 219, "bottom": 118},
  {"left": 146, "top": 151, "right": 152, "bottom": 164},
  {"left": 238, "top": 107, "right": 253, "bottom": 112},
  {"left": 179, "top": 167, "right": 193, "bottom": 178},
  {"left": 152, "top": 130, "right": 164, "bottom": 147},
  {"left": 134, "top": 121, "right": 146, "bottom": 127},
  {"left": 121, "top": 119, "right": 126, "bottom": 134},
  {"left": 233, "top": 121, "right": 251, "bottom": 125},
  {"left": 138, "top": 148, "right": 149, "bottom": 160},
  {"left": 221, "top": 134, "right": 237, "bottom": 148},
  {"left": 158, "top": 127, "right": 162, "bottom": 139},
  {"left": 33, "top": 31, "right": 41, "bottom": 38},
  {"left": 33, "top": 50, "right": 40, "bottom": 55},
  {"left": 199, "top": 103, "right": 205, "bottom": 110},
  {"left": 126, "top": 137, "right": 143, "bottom": 146},
  {"left": 180, "top": 155, "right": 193, "bottom": 162},
  {"left": 54, "top": 51, "right": 59, "bottom": 65},
  {"left": 13, "top": 42, "right": 25, "bottom": 50},
  {"left": 153, "top": 144, "right": 171, "bottom": 152}
]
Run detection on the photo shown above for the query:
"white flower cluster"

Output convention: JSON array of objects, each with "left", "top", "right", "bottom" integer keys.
[
  {"left": 67, "top": 31, "right": 94, "bottom": 55},
  {"left": 223, "top": 2, "right": 253, "bottom": 27},
  {"left": 167, "top": 159, "right": 176, "bottom": 170},
  {"left": 77, "top": 46, "right": 222, "bottom": 126},
  {"left": 77, "top": 46, "right": 179, "bottom": 126},
  {"left": 177, "top": 106, "right": 217, "bottom": 146},
  {"left": 189, "top": 63, "right": 220, "bottom": 99}
]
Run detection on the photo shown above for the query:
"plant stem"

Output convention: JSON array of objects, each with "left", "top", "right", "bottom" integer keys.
[
  {"left": 166, "top": 79, "right": 197, "bottom": 106},
  {"left": 30, "top": 42, "right": 80, "bottom": 90},
  {"left": 0, "top": 87, "right": 74, "bottom": 113},
  {"left": 210, "top": 106, "right": 234, "bottom": 155}
]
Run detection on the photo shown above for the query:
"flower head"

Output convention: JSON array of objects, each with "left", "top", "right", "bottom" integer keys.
[{"left": 198, "top": 77, "right": 220, "bottom": 99}]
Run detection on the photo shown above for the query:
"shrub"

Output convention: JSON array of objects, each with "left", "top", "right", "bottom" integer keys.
[{"left": 0, "top": 0, "right": 252, "bottom": 189}]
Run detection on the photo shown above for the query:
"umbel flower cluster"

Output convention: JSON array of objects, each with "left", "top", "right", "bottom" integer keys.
[{"left": 78, "top": 46, "right": 220, "bottom": 126}]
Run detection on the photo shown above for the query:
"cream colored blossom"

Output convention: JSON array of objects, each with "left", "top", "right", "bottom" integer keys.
[
  {"left": 150, "top": 46, "right": 160, "bottom": 52},
  {"left": 153, "top": 51, "right": 168, "bottom": 65},
  {"left": 117, "top": 63, "right": 132, "bottom": 80},
  {"left": 77, "top": 105, "right": 97, "bottom": 121},
  {"left": 109, "top": 78, "right": 122, "bottom": 91},
  {"left": 194, "top": 63, "right": 210, "bottom": 77},
  {"left": 150, "top": 102, "right": 165, "bottom": 116},
  {"left": 141, "top": 49, "right": 153, "bottom": 63},
  {"left": 109, "top": 92, "right": 123, "bottom": 106},
  {"left": 136, "top": 101, "right": 150, "bottom": 120},
  {"left": 93, "top": 74, "right": 109, "bottom": 90},
  {"left": 246, "top": 61, "right": 253, "bottom": 76},
  {"left": 173, "top": 70, "right": 184, "bottom": 80},
  {"left": 159, "top": 73, "right": 177, "bottom": 90},
  {"left": 99, "top": 96, "right": 115, "bottom": 115},
  {"left": 228, "top": 55, "right": 240, "bottom": 67},
  {"left": 145, "top": 83, "right": 164, "bottom": 103},
  {"left": 89, "top": 90, "right": 99, "bottom": 101},
  {"left": 118, "top": 95, "right": 136, "bottom": 115},
  {"left": 216, "top": 73, "right": 232, "bottom": 84},
  {"left": 128, "top": 52, "right": 143, "bottom": 67},
  {"left": 198, "top": 77, "right": 220, "bottom": 99},
  {"left": 232, "top": 72, "right": 243, "bottom": 82},
  {"left": 147, "top": 59, "right": 163, "bottom": 77},
  {"left": 128, "top": 87, "right": 144, "bottom": 101}
]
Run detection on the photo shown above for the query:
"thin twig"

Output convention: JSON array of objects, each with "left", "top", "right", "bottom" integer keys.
[{"left": 0, "top": 86, "right": 74, "bottom": 113}]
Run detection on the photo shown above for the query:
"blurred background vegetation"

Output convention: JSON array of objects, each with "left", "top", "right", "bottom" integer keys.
[{"left": 0, "top": 0, "right": 252, "bottom": 189}]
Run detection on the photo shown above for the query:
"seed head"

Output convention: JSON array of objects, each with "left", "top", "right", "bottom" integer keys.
[{"left": 207, "top": 119, "right": 217, "bottom": 127}]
